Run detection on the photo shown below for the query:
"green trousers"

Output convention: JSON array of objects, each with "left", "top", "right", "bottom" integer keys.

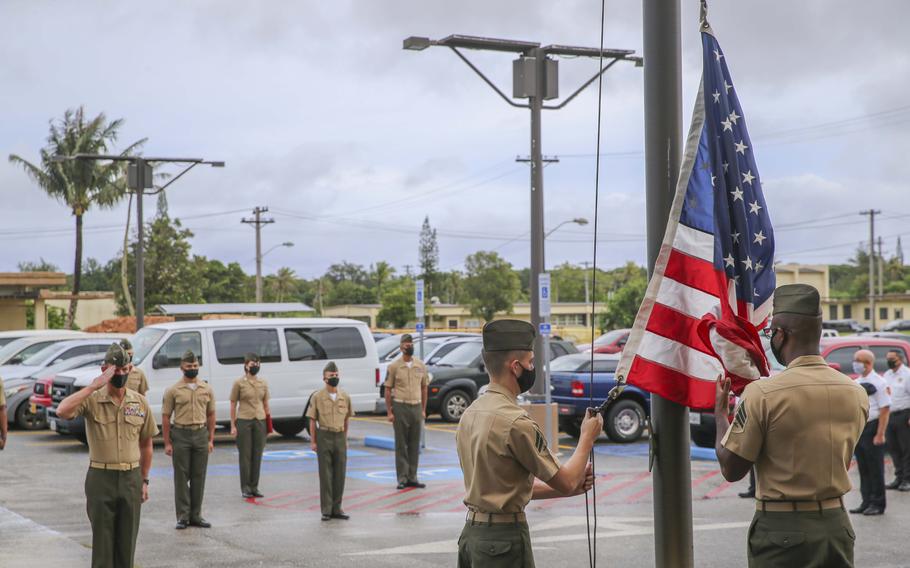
[
  {"left": 748, "top": 507, "right": 855, "bottom": 568},
  {"left": 236, "top": 418, "right": 266, "bottom": 494},
  {"left": 392, "top": 401, "right": 422, "bottom": 484},
  {"left": 458, "top": 520, "right": 535, "bottom": 568},
  {"left": 316, "top": 429, "right": 348, "bottom": 515},
  {"left": 85, "top": 467, "right": 142, "bottom": 568},
  {"left": 171, "top": 427, "right": 209, "bottom": 522}
]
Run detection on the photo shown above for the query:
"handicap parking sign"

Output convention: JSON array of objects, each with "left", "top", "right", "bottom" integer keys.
[
  {"left": 416, "top": 322, "right": 425, "bottom": 331},
  {"left": 539, "top": 322, "right": 551, "bottom": 336}
]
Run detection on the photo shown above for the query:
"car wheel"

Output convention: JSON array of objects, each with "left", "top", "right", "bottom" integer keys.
[
  {"left": 440, "top": 390, "right": 472, "bottom": 422},
  {"left": 561, "top": 418, "right": 581, "bottom": 439},
  {"left": 273, "top": 418, "right": 306, "bottom": 438},
  {"left": 691, "top": 430, "right": 714, "bottom": 448},
  {"left": 604, "top": 399, "right": 645, "bottom": 443},
  {"left": 15, "top": 401, "right": 46, "bottom": 430}
]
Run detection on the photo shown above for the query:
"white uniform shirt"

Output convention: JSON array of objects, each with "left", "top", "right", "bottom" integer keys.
[
  {"left": 859, "top": 371, "right": 891, "bottom": 422},
  {"left": 884, "top": 364, "right": 910, "bottom": 412}
]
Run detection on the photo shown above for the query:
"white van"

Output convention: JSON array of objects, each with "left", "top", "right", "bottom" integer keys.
[{"left": 118, "top": 318, "right": 377, "bottom": 436}]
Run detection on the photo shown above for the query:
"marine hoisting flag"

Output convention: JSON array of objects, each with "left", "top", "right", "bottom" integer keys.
[{"left": 616, "top": 11, "right": 775, "bottom": 409}]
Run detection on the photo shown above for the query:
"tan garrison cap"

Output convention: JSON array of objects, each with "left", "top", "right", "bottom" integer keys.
[
  {"left": 482, "top": 320, "right": 536, "bottom": 352},
  {"left": 323, "top": 361, "right": 338, "bottom": 373},
  {"left": 400, "top": 334, "right": 414, "bottom": 344},
  {"left": 119, "top": 338, "right": 133, "bottom": 351},
  {"left": 181, "top": 350, "right": 198, "bottom": 364},
  {"left": 773, "top": 284, "right": 822, "bottom": 317}
]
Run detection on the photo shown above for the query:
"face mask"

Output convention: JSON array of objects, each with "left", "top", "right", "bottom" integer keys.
[
  {"left": 403, "top": 347, "right": 414, "bottom": 357},
  {"left": 111, "top": 373, "right": 128, "bottom": 389},
  {"left": 888, "top": 359, "right": 899, "bottom": 370},
  {"left": 852, "top": 361, "right": 866, "bottom": 375},
  {"left": 515, "top": 363, "right": 536, "bottom": 393},
  {"left": 770, "top": 329, "right": 786, "bottom": 366},
  {"left": 327, "top": 377, "right": 340, "bottom": 387},
  {"left": 184, "top": 369, "right": 199, "bottom": 380},
  {"left": 248, "top": 365, "right": 260, "bottom": 376}
]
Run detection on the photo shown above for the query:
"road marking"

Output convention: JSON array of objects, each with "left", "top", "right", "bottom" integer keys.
[
  {"left": 350, "top": 416, "right": 459, "bottom": 434},
  {"left": 704, "top": 480, "right": 734, "bottom": 499},
  {"left": 596, "top": 471, "right": 650, "bottom": 503},
  {"left": 25, "top": 440, "right": 82, "bottom": 447},
  {"left": 344, "top": 487, "right": 416, "bottom": 511},
  {"left": 377, "top": 481, "right": 463, "bottom": 511},
  {"left": 8, "top": 430, "right": 54, "bottom": 437}
]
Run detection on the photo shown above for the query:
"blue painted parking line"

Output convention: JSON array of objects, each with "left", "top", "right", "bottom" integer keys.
[
  {"left": 348, "top": 466, "right": 463, "bottom": 483},
  {"left": 593, "top": 443, "right": 650, "bottom": 457},
  {"left": 364, "top": 436, "right": 395, "bottom": 450},
  {"left": 690, "top": 446, "right": 718, "bottom": 461},
  {"left": 261, "top": 449, "right": 373, "bottom": 461}
]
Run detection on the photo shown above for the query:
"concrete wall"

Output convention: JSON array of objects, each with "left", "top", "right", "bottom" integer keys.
[
  {"left": 0, "top": 299, "right": 28, "bottom": 330},
  {"left": 45, "top": 297, "right": 118, "bottom": 330}
]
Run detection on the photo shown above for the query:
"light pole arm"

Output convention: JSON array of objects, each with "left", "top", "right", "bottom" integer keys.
[
  {"left": 449, "top": 47, "right": 530, "bottom": 109},
  {"left": 149, "top": 162, "right": 200, "bottom": 194},
  {"left": 542, "top": 58, "right": 622, "bottom": 110},
  {"left": 545, "top": 221, "right": 572, "bottom": 239}
]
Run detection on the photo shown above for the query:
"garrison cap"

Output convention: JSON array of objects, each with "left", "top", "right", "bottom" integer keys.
[
  {"left": 482, "top": 319, "right": 536, "bottom": 352},
  {"left": 400, "top": 334, "right": 414, "bottom": 344},
  {"left": 244, "top": 352, "right": 261, "bottom": 364},
  {"left": 119, "top": 338, "right": 133, "bottom": 351},
  {"left": 323, "top": 361, "right": 338, "bottom": 374},
  {"left": 773, "top": 284, "right": 822, "bottom": 317},
  {"left": 181, "top": 350, "right": 198, "bottom": 364},
  {"left": 104, "top": 343, "right": 128, "bottom": 367}
]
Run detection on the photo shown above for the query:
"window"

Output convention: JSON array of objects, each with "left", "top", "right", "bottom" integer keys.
[
  {"left": 592, "top": 359, "right": 619, "bottom": 373},
  {"left": 825, "top": 347, "right": 858, "bottom": 373},
  {"left": 14, "top": 341, "right": 58, "bottom": 364},
  {"left": 435, "top": 342, "right": 482, "bottom": 367},
  {"left": 131, "top": 327, "right": 166, "bottom": 365},
  {"left": 829, "top": 305, "right": 838, "bottom": 320},
  {"left": 897, "top": 309, "right": 904, "bottom": 320},
  {"left": 869, "top": 346, "right": 908, "bottom": 374},
  {"left": 214, "top": 329, "right": 281, "bottom": 364},
  {"left": 550, "top": 343, "right": 569, "bottom": 360},
  {"left": 553, "top": 314, "right": 585, "bottom": 326},
  {"left": 550, "top": 357, "right": 586, "bottom": 372},
  {"left": 284, "top": 327, "right": 366, "bottom": 361},
  {"left": 843, "top": 305, "right": 852, "bottom": 319},
  {"left": 427, "top": 341, "right": 463, "bottom": 365},
  {"left": 52, "top": 344, "right": 107, "bottom": 365},
  {"left": 153, "top": 332, "right": 203, "bottom": 369},
  {"left": 880, "top": 307, "right": 889, "bottom": 321},
  {"left": 864, "top": 308, "right": 871, "bottom": 321},
  {"left": 448, "top": 319, "right": 458, "bottom": 329}
]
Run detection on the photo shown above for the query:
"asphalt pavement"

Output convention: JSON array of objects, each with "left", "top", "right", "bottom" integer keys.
[{"left": 1, "top": 416, "right": 910, "bottom": 567}]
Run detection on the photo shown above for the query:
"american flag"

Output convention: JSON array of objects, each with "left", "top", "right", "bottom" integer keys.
[{"left": 615, "top": 27, "right": 775, "bottom": 409}]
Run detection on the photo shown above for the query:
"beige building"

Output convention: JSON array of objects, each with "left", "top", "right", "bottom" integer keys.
[{"left": 0, "top": 272, "right": 118, "bottom": 331}]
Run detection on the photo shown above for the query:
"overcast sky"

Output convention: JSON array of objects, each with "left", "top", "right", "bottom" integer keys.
[{"left": 2, "top": 0, "right": 908, "bottom": 279}]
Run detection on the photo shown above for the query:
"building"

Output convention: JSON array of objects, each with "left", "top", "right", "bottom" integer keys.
[{"left": 0, "top": 272, "right": 119, "bottom": 331}]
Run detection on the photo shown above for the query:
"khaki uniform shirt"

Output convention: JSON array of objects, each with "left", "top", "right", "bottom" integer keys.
[
  {"left": 306, "top": 388, "right": 354, "bottom": 432},
  {"left": 722, "top": 355, "right": 869, "bottom": 501},
  {"left": 75, "top": 389, "right": 159, "bottom": 464},
  {"left": 230, "top": 376, "right": 269, "bottom": 420},
  {"left": 384, "top": 358, "right": 428, "bottom": 404},
  {"left": 456, "top": 383, "right": 561, "bottom": 513},
  {"left": 162, "top": 380, "right": 215, "bottom": 427},
  {"left": 0, "top": 377, "right": 5, "bottom": 407},
  {"left": 126, "top": 367, "right": 149, "bottom": 396}
]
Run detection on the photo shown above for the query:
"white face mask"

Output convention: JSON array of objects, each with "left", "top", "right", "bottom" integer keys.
[{"left": 852, "top": 361, "right": 866, "bottom": 375}]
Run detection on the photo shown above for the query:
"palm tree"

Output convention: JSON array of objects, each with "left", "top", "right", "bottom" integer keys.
[
  {"left": 9, "top": 106, "right": 145, "bottom": 328},
  {"left": 371, "top": 261, "right": 396, "bottom": 298},
  {"left": 271, "top": 267, "right": 298, "bottom": 303}
]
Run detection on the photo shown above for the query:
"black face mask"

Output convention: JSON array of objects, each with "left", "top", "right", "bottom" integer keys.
[
  {"left": 111, "top": 373, "right": 128, "bottom": 389},
  {"left": 888, "top": 359, "right": 899, "bottom": 370},
  {"left": 403, "top": 346, "right": 415, "bottom": 357},
  {"left": 515, "top": 363, "right": 536, "bottom": 393},
  {"left": 770, "top": 329, "right": 786, "bottom": 367},
  {"left": 248, "top": 365, "right": 260, "bottom": 376},
  {"left": 327, "top": 377, "right": 340, "bottom": 387},
  {"left": 184, "top": 369, "right": 199, "bottom": 379}
]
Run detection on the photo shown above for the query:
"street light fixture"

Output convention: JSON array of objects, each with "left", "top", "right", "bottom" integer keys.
[
  {"left": 53, "top": 153, "right": 225, "bottom": 329},
  {"left": 263, "top": 242, "right": 294, "bottom": 258},
  {"left": 544, "top": 217, "right": 589, "bottom": 239}
]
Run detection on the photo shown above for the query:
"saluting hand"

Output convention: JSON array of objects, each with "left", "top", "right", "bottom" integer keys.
[
  {"left": 90, "top": 367, "right": 117, "bottom": 391},
  {"left": 714, "top": 375, "right": 732, "bottom": 418}
]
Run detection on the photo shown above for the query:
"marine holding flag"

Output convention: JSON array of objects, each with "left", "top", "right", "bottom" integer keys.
[{"left": 616, "top": 6, "right": 870, "bottom": 567}]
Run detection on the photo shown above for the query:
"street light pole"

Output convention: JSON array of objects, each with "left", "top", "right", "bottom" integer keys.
[{"left": 242, "top": 206, "right": 275, "bottom": 305}]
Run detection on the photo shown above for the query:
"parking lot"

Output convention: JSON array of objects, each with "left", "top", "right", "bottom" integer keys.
[{"left": 2, "top": 415, "right": 910, "bottom": 567}]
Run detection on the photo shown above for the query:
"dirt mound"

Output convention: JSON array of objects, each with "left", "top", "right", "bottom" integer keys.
[{"left": 84, "top": 315, "right": 175, "bottom": 334}]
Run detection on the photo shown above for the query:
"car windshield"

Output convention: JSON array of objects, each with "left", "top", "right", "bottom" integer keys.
[
  {"left": 21, "top": 344, "right": 73, "bottom": 366},
  {"left": 387, "top": 338, "right": 446, "bottom": 360},
  {"left": 594, "top": 330, "right": 627, "bottom": 346},
  {"left": 549, "top": 357, "right": 586, "bottom": 372},
  {"left": 375, "top": 335, "right": 404, "bottom": 360},
  {"left": 132, "top": 328, "right": 166, "bottom": 365},
  {"left": 0, "top": 337, "right": 20, "bottom": 349},
  {"left": 435, "top": 342, "right": 482, "bottom": 367},
  {"left": 3, "top": 340, "right": 59, "bottom": 365}
]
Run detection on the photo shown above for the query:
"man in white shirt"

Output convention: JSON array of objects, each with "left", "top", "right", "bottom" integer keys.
[
  {"left": 884, "top": 349, "right": 910, "bottom": 491},
  {"left": 851, "top": 349, "right": 891, "bottom": 515}
]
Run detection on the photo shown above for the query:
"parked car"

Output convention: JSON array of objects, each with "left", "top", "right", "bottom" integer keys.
[
  {"left": 0, "top": 329, "right": 83, "bottom": 350},
  {"left": 859, "top": 331, "right": 910, "bottom": 344},
  {"left": 823, "top": 319, "right": 870, "bottom": 333},
  {"left": 0, "top": 334, "right": 91, "bottom": 367},
  {"left": 371, "top": 332, "right": 392, "bottom": 342},
  {"left": 425, "top": 338, "right": 578, "bottom": 422},
  {"left": 374, "top": 332, "right": 478, "bottom": 362},
  {"left": 0, "top": 336, "right": 128, "bottom": 383},
  {"left": 6, "top": 353, "right": 107, "bottom": 430},
  {"left": 882, "top": 320, "right": 910, "bottom": 332},
  {"left": 577, "top": 329, "right": 631, "bottom": 354},
  {"left": 821, "top": 329, "right": 839, "bottom": 338},
  {"left": 47, "top": 318, "right": 380, "bottom": 441},
  {"left": 550, "top": 353, "right": 650, "bottom": 443}
]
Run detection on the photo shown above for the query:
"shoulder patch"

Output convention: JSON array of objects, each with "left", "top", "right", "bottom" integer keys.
[
  {"left": 535, "top": 429, "right": 547, "bottom": 453},
  {"left": 731, "top": 400, "right": 747, "bottom": 433}
]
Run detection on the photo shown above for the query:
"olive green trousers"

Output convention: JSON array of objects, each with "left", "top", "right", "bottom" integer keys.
[
  {"left": 748, "top": 507, "right": 855, "bottom": 567},
  {"left": 458, "top": 520, "right": 535, "bottom": 568},
  {"left": 236, "top": 418, "right": 266, "bottom": 494},
  {"left": 316, "top": 429, "right": 347, "bottom": 515},
  {"left": 85, "top": 467, "right": 142, "bottom": 568},
  {"left": 171, "top": 426, "right": 209, "bottom": 522}
]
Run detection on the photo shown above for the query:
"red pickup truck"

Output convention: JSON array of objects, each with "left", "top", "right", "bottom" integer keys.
[{"left": 28, "top": 375, "right": 55, "bottom": 422}]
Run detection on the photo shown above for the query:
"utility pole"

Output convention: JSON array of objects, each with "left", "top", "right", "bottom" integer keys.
[
  {"left": 580, "top": 260, "right": 593, "bottom": 305},
  {"left": 242, "top": 206, "right": 275, "bottom": 305},
  {"left": 644, "top": 0, "right": 693, "bottom": 566},
  {"left": 878, "top": 236, "right": 884, "bottom": 297},
  {"left": 861, "top": 210, "right": 881, "bottom": 330},
  {"left": 403, "top": 264, "right": 413, "bottom": 278}
]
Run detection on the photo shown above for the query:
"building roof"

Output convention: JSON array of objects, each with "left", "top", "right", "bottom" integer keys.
[
  {"left": 154, "top": 302, "right": 313, "bottom": 316},
  {"left": 142, "top": 317, "right": 364, "bottom": 331}
]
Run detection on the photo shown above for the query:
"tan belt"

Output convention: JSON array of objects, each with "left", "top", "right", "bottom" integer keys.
[
  {"left": 317, "top": 427, "right": 345, "bottom": 434},
  {"left": 393, "top": 399, "right": 421, "bottom": 406},
  {"left": 173, "top": 424, "right": 207, "bottom": 430},
  {"left": 756, "top": 497, "right": 843, "bottom": 512},
  {"left": 466, "top": 511, "right": 527, "bottom": 524},
  {"left": 90, "top": 461, "right": 139, "bottom": 471}
]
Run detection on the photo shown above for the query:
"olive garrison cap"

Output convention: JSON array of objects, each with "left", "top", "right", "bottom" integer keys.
[
  {"left": 119, "top": 338, "right": 133, "bottom": 351},
  {"left": 244, "top": 352, "right": 261, "bottom": 363},
  {"left": 773, "top": 284, "right": 822, "bottom": 317},
  {"left": 323, "top": 361, "right": 338, "bottom": 374},
  {"left": 104, "top": 343, "right": 128, "bottom": 367},
  {"left": 482, "top": 319, "right": 536, "bottom": 352},
  {"left": 181, "top": 350, "right": 198, "bottom": 364},
  {"left": 400, "top": 334, "right": 414, "bottom": 344}
]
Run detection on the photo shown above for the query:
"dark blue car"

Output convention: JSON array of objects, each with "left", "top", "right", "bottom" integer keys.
[{"left": 551, "top": 353, "right": 650, "bottom": 443}]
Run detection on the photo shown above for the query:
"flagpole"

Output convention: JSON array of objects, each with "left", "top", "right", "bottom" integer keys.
[{"left": 643, "top": 0, "right": 694, "bottom": 566}]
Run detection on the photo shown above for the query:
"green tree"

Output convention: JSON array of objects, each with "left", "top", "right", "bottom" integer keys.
[
  {"left": 463, "top": 251, "right": 520, "bottom": 322},
  {"left": 600, "top": 275, "right": 648, "bottom": 330},
  {"left": 419, "top": 216, "right": 439, "bottom": 296},
  {"left": 80, "top": 257, "right": 117, "bottom": 291},
  {"left": 326, "top": 261, "right": 369, "bottom": 285},
  {"left": 9, "top": 106, "right": 145, "bottom": 328},
  {"left": 18, "top": 258, "right": 60, "bottom": 272},
  {"left": 325, "top": 281, "right": 376, "bottom": 306},
  {"left": 370, "top": 261, "right": 396, "bottom": 298},
  {"left": 269, "top": 267, "right": 299, "bottom": 303},
  {"left": 378, "top": 280, "right": 415, "bottom": 328},
  {"left": 194, "top": 257, "right": 251, "bottom": 303}
]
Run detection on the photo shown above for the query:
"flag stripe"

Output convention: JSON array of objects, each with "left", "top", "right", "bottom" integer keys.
[
  {"left": 636, "top": 331, "right": 723, "bottom": 382},
  {"left": 656, "top": 278, "right": 719, "bottom": 321},
  {"left": 665, "top": 249, "right": 723, "bottom": 298},
  {"left": 674, "top": 224, "right": 715, "bottom": 263},
  {"left": 627, "top": 356, "right": 716, "bottom": 409},
  {"left": 645, "top": 303, "right": 714, "bottom": 357}
]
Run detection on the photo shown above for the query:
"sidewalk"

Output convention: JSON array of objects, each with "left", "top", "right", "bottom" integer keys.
[{"left": 0, "top": 504, "right": 91, "bottom": 564}]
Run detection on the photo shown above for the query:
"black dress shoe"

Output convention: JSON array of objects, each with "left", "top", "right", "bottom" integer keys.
[
  {"left": 252, "top": 490, "right": 264, "bottom": 498},
  {"left": 863, "top": 507, "right": 885, "bottom": 516},
  {"left": 397, "top": 482, "right": 407, "bottom": 490},
  {"left": 738, "top": 491, "right": 755, "bottom": 499},
  {"left": 899, "top": 482, "right": 910, "bottom": 492},
  {"left": 886, "top": 479, "right": 901, "bottom": 490},
  {"left": 321, "top": 515, "right": 332, "bottom": 521},
  {"left": 242, "top": 492, "right": 255, "bottom": 499},
  {"left": 406, "top": 481, "right": 426, "bottom": 489},
  {"left": 190, "top": 518, "right": 212, "bottom": 528},
  {"left": 175, "top": 520, "right": 188, "bottom": 530},
  {"left": 331, "top": 512, "right": 350, "bottom": 520},
  {"left": 849, "top": 505, "right": 868, "bottom": 514}
]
